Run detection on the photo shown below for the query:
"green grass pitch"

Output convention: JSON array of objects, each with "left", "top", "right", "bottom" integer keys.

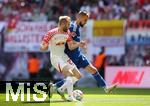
[{"left": 0, "top": 88, "right": 150, "bottom": 106}]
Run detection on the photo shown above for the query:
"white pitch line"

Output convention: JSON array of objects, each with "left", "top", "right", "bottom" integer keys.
[
  {"left": 83, "top": 98, "right": 150, "bottom": 103},
  {"left": 76, "top": 101, "right": 84, "bottom": 106}
]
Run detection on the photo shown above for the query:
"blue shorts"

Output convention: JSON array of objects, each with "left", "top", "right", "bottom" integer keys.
[{"left": 71, "top": 54, "right": 90, "bottom": 69}]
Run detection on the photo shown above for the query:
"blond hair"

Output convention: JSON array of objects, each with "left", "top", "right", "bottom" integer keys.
[{"left": 58, "top": 16, "right": 71, "bottom": 25}]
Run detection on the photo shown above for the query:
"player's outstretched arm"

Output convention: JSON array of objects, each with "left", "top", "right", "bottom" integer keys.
[{"left": 40, "top": 41, "right": 48, "bottom": 51}]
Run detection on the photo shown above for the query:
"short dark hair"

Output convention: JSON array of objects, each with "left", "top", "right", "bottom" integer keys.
[{"left": 78, "top": 11, "right": 89, "bottom": 17}]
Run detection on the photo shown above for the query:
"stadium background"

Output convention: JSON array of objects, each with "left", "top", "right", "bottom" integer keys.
[{"left": 0, "top": 0, "right": 150, "bottom": 106}]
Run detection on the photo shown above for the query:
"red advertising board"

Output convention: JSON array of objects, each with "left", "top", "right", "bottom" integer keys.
[{"left": 105, "top": 66, "right": 150, "bottom": 88}]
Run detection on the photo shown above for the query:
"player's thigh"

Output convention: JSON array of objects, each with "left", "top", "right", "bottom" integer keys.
[
  {"left": 71, "top": 67, "right": 82, "bottom": 79},
  {"left": 63, "top": 55, "right": 82, "bottom": 79},
  {"left": 72, "top": 68, "right": 82, "bottom": 79},
  {"left": 50, "top": 57, "right": 73, "bottom": 76},
  {"left": 62, "top": 64, "right": 82, "bottom": 79},
  {"left": 84, "top": 64, "right": 97, "bottom": 74}
]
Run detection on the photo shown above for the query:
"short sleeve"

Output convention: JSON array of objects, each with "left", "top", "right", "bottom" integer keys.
[
  {"left": 67, "top": 30, "right": 73, "bottom": 42},
  {"left": 69, "top": 22, "right": 77, "bottom": 32},
  {"left": 42, "top": 31, "right": 53, "bottom": 44},
  {"left": 69, "top": 24, "right": 74, "bottom": 32}
]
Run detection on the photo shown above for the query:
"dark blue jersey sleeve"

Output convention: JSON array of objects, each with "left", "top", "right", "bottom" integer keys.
[{"left": 69, "top": 24, "right": 74, "bottom": 32}]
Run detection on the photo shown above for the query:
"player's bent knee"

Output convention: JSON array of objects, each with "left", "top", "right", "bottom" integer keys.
[
  {"left": 76, "top": 72, "right": 82, "bottom": 79},
  {"left": 76, "top": 74, "right": 82, "bottom": 79},
  {"left": 72, "top": 68, "right": 82, "bottom": 79},
  {"left": 62, "top": 70, "right": 74, "bottom": 77},
  {"left": 62, "top": 65, "right": 74, "bottom": 77}
]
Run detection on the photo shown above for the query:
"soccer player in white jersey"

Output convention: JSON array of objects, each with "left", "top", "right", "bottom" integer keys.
[{"left": 40, "top": 16, "right": 84, "bottom": 101}]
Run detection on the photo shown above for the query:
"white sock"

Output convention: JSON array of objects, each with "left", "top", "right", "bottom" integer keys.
[
  {"left": 65, "top": 76, "right": 74, "bottom": 97},
  {"left": 72, "top": 77, "right": 79, "bottom": 85},
  {"left": 57, "top": 76, "right": 79, "bottom": 97}
]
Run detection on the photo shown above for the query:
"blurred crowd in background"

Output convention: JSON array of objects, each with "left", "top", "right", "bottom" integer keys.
[
  {"left": 0, "top": 0, "right": 149, "bottom": 21},
  {"left": 0, "top": 0, "right": 149, "bottom": 82}
]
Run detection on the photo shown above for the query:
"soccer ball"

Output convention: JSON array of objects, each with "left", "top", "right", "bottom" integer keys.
[{"left": 72, "top": 89, "right": 83, "bottom": 101}]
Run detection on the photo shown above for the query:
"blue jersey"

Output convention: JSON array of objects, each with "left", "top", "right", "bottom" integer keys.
[
  {"left": 64, "top": 21, "right": 90, "bottom": 69},
  {"left": 65, "top": 21, "right": 81, "bottom": 58}
]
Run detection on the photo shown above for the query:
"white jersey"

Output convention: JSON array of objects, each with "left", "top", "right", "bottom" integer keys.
[{"left": 42, "top": 27, "right": 75, "bottom": 72}]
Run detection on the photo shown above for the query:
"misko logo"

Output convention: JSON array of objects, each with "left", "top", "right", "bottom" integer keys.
[{"left": 5, "top": 82, "right": 48, "bottom": 102}]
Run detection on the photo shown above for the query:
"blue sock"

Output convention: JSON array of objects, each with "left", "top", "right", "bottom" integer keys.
[
  {"left": 92, "top": 71, "right": 107, "bottom": 88},
  {"left": 55, "top": 79, "right": 65, "bottom": 88}
]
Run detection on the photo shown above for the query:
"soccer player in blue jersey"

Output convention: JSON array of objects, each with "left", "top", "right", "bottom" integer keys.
[{"left": 49, "top": 11, "right": 117, "bottom": 99}]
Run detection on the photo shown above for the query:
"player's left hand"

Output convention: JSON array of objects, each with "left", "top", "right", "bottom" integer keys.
[
  {"left": 80, "top": 40, "right": 86, "bottom": 46},
  {"left": 80, "top": 40, "right": 87, "bottom": 54}
]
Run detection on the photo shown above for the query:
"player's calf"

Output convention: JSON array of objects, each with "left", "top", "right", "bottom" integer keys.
[{"left": 57, "top": 88, "right": 67, "bottom": 101}]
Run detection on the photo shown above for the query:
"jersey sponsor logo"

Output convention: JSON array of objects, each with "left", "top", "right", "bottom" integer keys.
[
  {"left": 52, "top": 34, "right": 67, "bottom": 46},
  {"left": 112, "top": 71, "right": 144, "bottom": 84},
  {"left": 56, "top": 41, "right": 65, "bottom": 46}
]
